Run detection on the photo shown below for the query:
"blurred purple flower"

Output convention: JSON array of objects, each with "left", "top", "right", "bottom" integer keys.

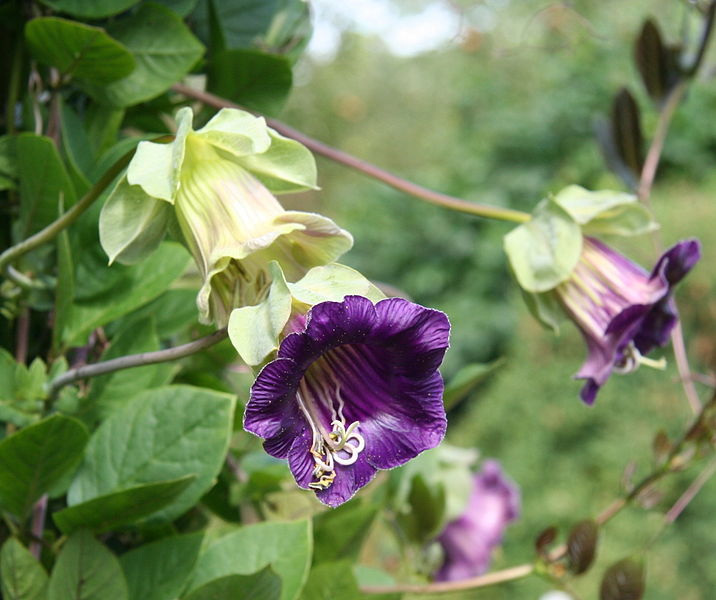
[
  {"left": 556, "top": 237, "right": 700, "bottom": 404},
  {"left": 244, "top": 295, "right": 450, "bottom": 507},
  {"left": 435, "top": 460, "right": 520, "bottom": 582}
]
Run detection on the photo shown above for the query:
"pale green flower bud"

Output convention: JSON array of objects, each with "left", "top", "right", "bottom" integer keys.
[{"left": 99, "top": 107, "right": 353, "bottom": 326}]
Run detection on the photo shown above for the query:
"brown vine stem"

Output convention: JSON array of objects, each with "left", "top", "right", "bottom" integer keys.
[
  {"left": 171, "top": 83, "right": 531, "bottom": 225},
  {"left": 46, "top": 328, "right": 228, "bottom": 399},
  {"left": 360, "top": 563, "right": 534, "bottom": 595}
]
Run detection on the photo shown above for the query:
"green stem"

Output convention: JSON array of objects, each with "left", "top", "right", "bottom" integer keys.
[
  {"left": 46, "top": 328, "right": 228, "bottom": 398},
  {"left": 171, "top": 83, "right": 531, "bottom": 224},
  {"left": 0, "top": 151, "right": 131, "bottom": 285}
]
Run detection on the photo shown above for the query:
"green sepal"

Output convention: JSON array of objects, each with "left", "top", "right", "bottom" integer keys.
[
  {"left": 552, "top": 185, "right": 658, "bottom": 237},
  {"left": 288, "top": 263, "right": 385, "bottom": 305},
  {"left": 227, "top": 262, "right": 292, "bottom": 367},
  {"left": 520, "top": 288, "right": 562, "bottom": 334},
  {"left": 99, "top": 176, "right": 172, "bottom": 265},
  {"left": 195, "top": 109, "right": 272, "bottom": 157},
  {"left": 504, "top": 198, "right": 582, "bottom": 293}
]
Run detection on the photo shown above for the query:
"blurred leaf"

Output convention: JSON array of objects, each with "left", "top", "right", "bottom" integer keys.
[
  {"left": 25, "top": 18, "right": 135, "bottom": 84},
  {"left": 535, "top": 526, "right": 558, "bottom": 559},
  {"left": 634, "top": 19, "right": 681, "bottom": 106},
  {"left": 59, "top": 101, "right": 93, "bottom": 193},
  {"left": 400, "top": 473, "right": 447, "bottom": 543},
  {"left": 312, "top": 500, "right": 378, "bottom": 564},
  {"left": 53, "top": 228, "right": 75, "bottom": 353},
  {"left": 208, "top": 49, "right": 292, "bottom": 115},
  {"left": 153, "top": 0, "right": 198, "bottom": 16},
  {"left": 0, "top": 414, "right": 89, "bottom": 519},
  {"left": 85, "top": 316, "right": 174, "bottom": 421},
  {"left": 520, "top": 288, "right": 561, "bottom": 334},
  {"left": 187, "top": 519, "right": 312, "bottom": 600},
  {"left": 228, "top": 262, "right": 291, "bottom": 366},
  {"left": 600, "top": 88, "right": 643, "bottom": 189},
  {"left": 209, "top": 0, "right": 280, "bottom": 49},
  {"left": 120, "top": 533, "right": 203, "bottom": 600},
  {"left": 62, "top": 241, "right": 191, "bottom": 347},
  {"left": 16, "top": 133, "right": 77, "bottom": 239},
  {"left": 68, "top": 385, "right": 235, "bottom": 523},
  {"left": 0, "top": 135, "right": 18, "bottom": 190},
  {"left": 0, "top": 538, "right": 49, "bottom": 600},
  {"left": 183, "top": 567, "right": 282, "bottom": 600},
  {"left": 86, "top": 105, "right": 125, "bottom": 158},
  {"left": 300, "top": 561, "right": 393, "bottom": 600},
  {"left": 652, "top": 430, "right": 671, "bottom": 467},
  {"left": 600, "top": 557, "right": 645, "bottom": 600},
  {"left": 107, "top": 288, "right": 200, "bottom": 338},
  {"left": 566, "top": 519, "right": 598, "bottom": 575},
  {"left": 37, "top": 0, "right": 139, "bottom": 18},
  {"left": 443, "top": 359, "right": 504, "bottom": 411},
  {"left": 262, "top": 0, "right": 312, "bottom": 64},
  {"left": 54, "top": 476, "right": 195, "bottom": 534},
  {"left": 352, "top": 565, "right": 396, "bottom": 588},
  {"left": 47, "top": 530, "right": 128, "bottom": 600},
  {"left": 503, "top": 198, "right": 582, "bottom": 293},
  {"left": 84, "top": 3, "right": 204, "bottom": 107}
]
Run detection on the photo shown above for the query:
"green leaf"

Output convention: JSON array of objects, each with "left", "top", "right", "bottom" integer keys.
[
  {"left": 85, "top": 316, "right": 174, "bottom": 420},
  {"left": 16, "top": 133, "right": 77, "bottom": 239},
  {"left": 187, "top": 520, "right": 312, "bottom": 600},
  {"left": 443, "top": 359, "right": 504, "bottom": 411},
  {"left": 0, "top": 353, "right": 48, "bottom": 428},
  {"left": 99, "top": 176, "right": 172, "bottom": 265},
  {"left": 59, "top": 101, "right": 93, "bottom": 194},
  {"left": 62, "top": 241, "right": 191, "bottom": 347},
  {"left": 153, "top": 0, "right": 198, "bottom": 16},
  {"left": 208, "top": 49, "right": 292, "bottom": 115},
  {"left": 0, "top": 414, "right": 89, "bottom": 519},
  {"left": 25, "top": 18, "right": 135, "bottom": 84},
  {"left": 0, "top": 135, "right": 18, "bottom": 191},
  {"left": 108, "top": 289, "right": 199, "bottom": 338},
  {"left": 208, "top": 0, "right": 281, "bottom": 49},
  {"left": 86, "top": 105, "right": 125, "bottom": 158},
  {"left": 120, "top": 533, "right": 203, "bottom": 600},
  {"left": 68, "top": 385, "right": 235, "bottom": 523},
  {"left": 37, "top": 0, "right": 139, "bottom": 18},
  {"left": 1, "top": 538, "right": 49, "bottom": 600},
  {"left": 600, "top": 557, "right": 645, "bottom": 600},
  {"left": 47, "top": 530, "right": 128, "bottom": 600},
  {"left": 288, "top": 264, "right": 384, "bottom": 306},
  {"left": 183, "top": 567, "right": 282, "bottom": 600},
  {"left": 312, "top": 500, "right": 378, "bottom": 564},
  {"left": 300, "top": 561, "right": 399, "bottom": 600},
  {"left": 54, "top": 476, "right": 195, "bottom": 534},
  {"left": 228, "top": 262, "right": 292, "bottom": 366},
  {"left": 84, "top": 3, "right": 204, "bottom": 107},
  {"left": 552, "top": 185, "right": 658, "bottom": 237},
  {"left": 53, "top": 229, "right": 76, "bottom": 353},
  {"left": 503, "top": 198, "right": 582, "bottom": 293},
  {"left": 519, "top": 288, "right": 562, "bottom": 334}
]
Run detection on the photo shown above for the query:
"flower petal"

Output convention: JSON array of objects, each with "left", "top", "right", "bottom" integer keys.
[{"left": 315, "top": 454, "right": 377, "bottom": 507}]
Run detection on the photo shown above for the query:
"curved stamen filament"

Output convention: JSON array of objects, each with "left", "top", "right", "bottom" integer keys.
[{"left": 614, "top": 342, "right": 667, "bottom": 375}]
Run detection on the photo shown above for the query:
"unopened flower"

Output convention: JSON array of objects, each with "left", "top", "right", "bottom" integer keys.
[
  {"left": 435, "top": 460, "right": 520, "bottom": 582},
  {"left": 556, "top": 237, "right": 700, "bottom": 404},
  {"left": 244, "top": 295, "right": 450, "bottom": 507},
  {"left": 100, "top": 107, "right": 352, "bottom": 326}
]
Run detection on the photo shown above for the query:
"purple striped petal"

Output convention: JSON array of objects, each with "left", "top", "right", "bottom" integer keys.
[{"left": 245, "top": 295, "right": 450, "bottom": 507}]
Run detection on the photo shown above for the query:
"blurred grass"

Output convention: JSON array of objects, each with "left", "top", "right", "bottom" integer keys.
[{"left": 281, "top": 1, "right": 716, "bottom": 596}]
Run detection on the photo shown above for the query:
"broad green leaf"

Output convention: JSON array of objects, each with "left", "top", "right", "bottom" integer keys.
[
  {"left": 0, "top": 135, "right": 18, "bottom": 190},
  {"left": 503, "top": 198, "right": 582, "bottom": 293},
  {"left": 16, "top": 133, "right": 77, "bottom": 239},
  {"left": 442, "top": 359, "right": 504, "bottom": 411},
  {"left": 262, "top": 0, "right": 312, "bottom": 64},
  {"left": 108, "top": 289, "right": 200, "bottom": 338},
  {"left": 59, "top": 101, "right": 93, "bottom": 193},
  {"left": 1, "top": 538, "right": 49, "bottom": 600},
  {"left": 120, "top": 533, "right": 203, "bottom": 600},
  {"left": 86, "top": 105, "right": 125, "bottom": 157},
  {"left": 552, "top": 185, "right": 658, "bottom": 237},
  {"left": 85, "top": 3, "right": 204, "bottom": 107},
  {"left": 183, "top": 568, "right": 281, "bottom": 600},
  {"left": 312, "top": 500, "right": 378, "bottom": 564},
  {"left": 153, "top": 0, "right": 198, "bottom": 16},
  {"left": 25, "top": 18, "right": 135, "bottom": 84},
  {"left": 208, "top": 49, "right": 292, "bottom": 115},
  {"left": 208, "top": 0, "right": 281, "bottom": 49},
  {"left": 48, "top": 530, "right": 128, "bottom": 600},
  {"left": 288, "top": 264, "right": 384, "bottom": 306},
  {"left": 54, "top": 476, "right": 195, "bottom": 534},
  {"left": 300, "top": 561, "right": 399, "bottom": 600},
  {"left": 68, "top": 385, "right": 235, "bottom": 523},
  {"left": 62, "top": 241, "right": 191, "bottom": 347},
  {"left": 99, "top": 176, "right": 171, "bottom": 265},
  {"left": 0, "top": 414, "right": 89, "bottom": 518},
  {"left": 37, "top": 0, "right": 139, "bottom": 18},
  {"left": 228, "top": 262, "right": 292, "bottom": 366},
  {"left": 187, "top": 520, "right": 312, "bottom": 600},
  {"left": 85, "top": 316, "right": 174, "bottom": 421}
]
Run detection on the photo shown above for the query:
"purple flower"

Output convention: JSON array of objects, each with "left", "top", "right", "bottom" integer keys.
[
  {"left": 435, "top": 460, "right": 520, "bottom": 582},
  {"left": 556, "top": 237, "right": 701, "bottom": 404},
  {"left": 244, "top": 295, "right": 450, "bottom": 507}
]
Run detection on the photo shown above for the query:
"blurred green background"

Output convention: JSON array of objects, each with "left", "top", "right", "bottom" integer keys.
[{"left": 281, "top": 0, "right": 716, "bottom": 597}]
